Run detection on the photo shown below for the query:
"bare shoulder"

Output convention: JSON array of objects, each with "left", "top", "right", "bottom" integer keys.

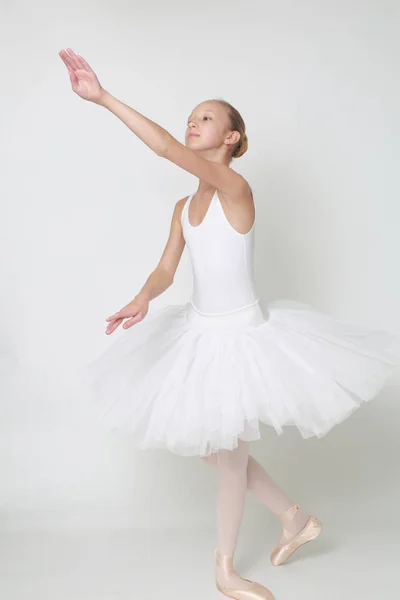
[
  {"left": 176, "top": 194, "right": 190, "bottom": 209},
  {"left": 217, "top": 179, "right": 255, "bottom": 235},
  {"left": 217, "top": 177, "right": 253, "bottom": 211},
  {"left": 155, "top": 196, "right": 189, "bottom": 277},
  {"left": 167, "top": 194, "right": 190, "bottom": 231},
  {"left": 218, "top": 176, "right": 253, "bottom": 204},
  {"left": 174, "top": 194, "right": 190, "bottom": 218}
]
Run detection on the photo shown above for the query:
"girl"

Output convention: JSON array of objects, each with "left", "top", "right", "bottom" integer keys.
[{"left": 60, "top": 48, "right": 400, "bottom": 600}]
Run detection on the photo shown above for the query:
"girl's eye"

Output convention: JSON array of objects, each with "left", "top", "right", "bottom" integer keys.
[{"left": 186, "top": 116, "right": 211, "bottom": 125}]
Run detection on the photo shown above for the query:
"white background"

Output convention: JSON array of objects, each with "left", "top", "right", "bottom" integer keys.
[{"left": 1, "top": 1, "right": 399, "bottom": 598}]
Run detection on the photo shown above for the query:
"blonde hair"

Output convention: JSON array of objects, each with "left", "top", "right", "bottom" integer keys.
[{"left": 214, "top": 99, "right": 248, "bottom": 160}]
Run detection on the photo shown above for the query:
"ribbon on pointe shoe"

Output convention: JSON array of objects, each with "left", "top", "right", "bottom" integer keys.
[{"left": 270, "top": 505, "right": 323, "bottom": 566}]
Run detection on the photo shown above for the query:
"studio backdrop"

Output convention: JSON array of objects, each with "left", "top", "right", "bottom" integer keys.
[{"left": 1, "top": 0, "right": 399, "bottom": 531}]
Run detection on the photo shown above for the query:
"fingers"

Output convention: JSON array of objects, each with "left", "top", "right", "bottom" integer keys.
[
  {"left": 105, "top": 305, "right": 136, "bottom": 321},
  {"left": 59, "top": 49, "right": 76, "bottom": 71},
  {"left": 59, "top": 50, "right": 74, "bottom": 73},
  {"left": 75, "top": 53, "right": 93, "bottom": 73},
  {"left": 59, "top": 51, "right": 78, "bottom": 86},
  {"left": 105, "top": 312, "right": 143, "bottom": 334},
  {"left": 122, "top": 313, "right": 144, "bottom": 329},
  {"left": 105, "top": 312, "right": 122, "bottom": 321},
  {"left": 64, "top": 48, "right": 81, "bottom": 70},
  {"left": 59, "top": 48, "right": 94, "bottom": 77},
  {"left": 105, "top": 317, "right": 123, "bottom": 335},
  {"left": 104, "top": 306, "right": 144, "bottom": 334}
]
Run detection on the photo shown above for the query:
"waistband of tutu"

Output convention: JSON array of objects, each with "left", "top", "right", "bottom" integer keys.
[
  {"left": 189, "top": 297, "right": 260, "bottom": 317},
  {"left": 186, "top": 298, "right": 265, "bottom": 331}
]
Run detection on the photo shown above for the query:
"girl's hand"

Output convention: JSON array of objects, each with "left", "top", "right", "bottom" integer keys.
[
  {"left": 104, "top": 297, "right": 149, "bottom": 335},
  {"left": 59, "top": 48, "right": 106, "bottom": 103}
]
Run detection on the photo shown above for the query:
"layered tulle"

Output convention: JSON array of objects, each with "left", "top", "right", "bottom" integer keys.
[{"left": 79, "top": 299, "right": 400, "bottom": 457}]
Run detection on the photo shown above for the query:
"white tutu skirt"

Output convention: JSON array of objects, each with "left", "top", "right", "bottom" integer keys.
[{"left": 80, "top": 299, "right": 400, "bottom": 457}]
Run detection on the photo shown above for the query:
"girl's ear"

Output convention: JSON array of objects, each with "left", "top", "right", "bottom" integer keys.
[
  {"left": 224, "top": 130, "right": 241, "bottom": 153},
  {"left": 226, "top": 130, "right": 240, "bottom": 144},
  {"left": 160, "top": 134, "right": 248, "bottom": 194}
]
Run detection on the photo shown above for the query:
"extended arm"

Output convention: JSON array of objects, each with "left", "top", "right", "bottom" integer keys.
[
  {"left": 98, "top": 92, "right": 247, "bottom": 194},
  {"left": 98, "top": 92, "right": 167, "bottom": 157},
  {"left": 59, "top": 48, "right": 248, "bottom": 195}
]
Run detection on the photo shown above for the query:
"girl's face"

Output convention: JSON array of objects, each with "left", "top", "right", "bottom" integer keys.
[{"left": 185, "top": 101, "right": 238, "bottom": 157}]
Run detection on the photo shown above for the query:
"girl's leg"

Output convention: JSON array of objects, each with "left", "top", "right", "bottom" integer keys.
[
  {"left": 215, "top": 439, "right": 254, "bottom": 590},
  {"left": 203, "top": 451, "right": 310, "bottom": 545}
]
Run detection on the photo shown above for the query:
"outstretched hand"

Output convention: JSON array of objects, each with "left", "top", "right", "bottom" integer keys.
[
  {"left": 104, "top": 297, "right": 149, "bottom": 335},
  {"left": 59, "top": 48, "right": 106, "bottom": 103}
]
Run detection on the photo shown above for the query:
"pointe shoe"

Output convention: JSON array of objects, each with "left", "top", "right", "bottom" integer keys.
[
  {"left": 270, "top": 503, "right": 323, "bottom": 566},
  {"left": 215, "top": 548, "right": 275, "bottom": 599}
]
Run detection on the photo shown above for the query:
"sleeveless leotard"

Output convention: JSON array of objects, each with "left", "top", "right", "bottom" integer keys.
[{"left": 181, "top": 189, "right": 260, "bottom": 315}]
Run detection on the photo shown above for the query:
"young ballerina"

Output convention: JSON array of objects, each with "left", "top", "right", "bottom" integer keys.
[{"left": 60, "top": 48, "right": 400, "bottom": 599}]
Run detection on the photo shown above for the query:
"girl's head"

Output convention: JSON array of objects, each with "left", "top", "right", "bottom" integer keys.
[{"left": 185, "top": 99, "right": 248, "bottom": 164}]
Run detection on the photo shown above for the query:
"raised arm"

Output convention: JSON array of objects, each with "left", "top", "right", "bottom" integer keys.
[{"left": 59, "top": 48, "right": 248, "bottom": 195}]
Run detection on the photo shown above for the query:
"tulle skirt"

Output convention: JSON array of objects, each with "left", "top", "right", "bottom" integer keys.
[{"left": 79, "top": 298, "right": 400, "bottom": 457}]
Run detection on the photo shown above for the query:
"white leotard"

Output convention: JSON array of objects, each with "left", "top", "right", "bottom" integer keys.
[{"left": 181, "top": 189, "right": 260, "bottom": 315}]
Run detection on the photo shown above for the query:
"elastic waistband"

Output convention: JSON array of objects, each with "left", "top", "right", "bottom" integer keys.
[
  {"left": 187, "top": 298, "right": 265, "bottom": 331},
  {"left": 189, "top": 297, "right": 260, "bottom": 317}
]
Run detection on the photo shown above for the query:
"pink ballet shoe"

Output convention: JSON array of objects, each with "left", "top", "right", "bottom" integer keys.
[
  {"left": 215, "top": 548, "right": 275, "bottom": 599},
  {"left": 270, "top": 503, "right": 323, "bottom": 566}
]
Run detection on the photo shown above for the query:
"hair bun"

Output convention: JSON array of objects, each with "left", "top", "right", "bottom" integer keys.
[{"left": 215, "top": 98, "right": 248, "bottom": 160}]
